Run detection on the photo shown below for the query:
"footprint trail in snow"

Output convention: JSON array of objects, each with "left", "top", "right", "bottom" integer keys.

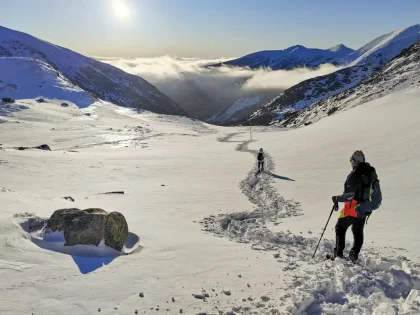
[{"left": 202, "top": 132, "right": 420, "bottom": 314}]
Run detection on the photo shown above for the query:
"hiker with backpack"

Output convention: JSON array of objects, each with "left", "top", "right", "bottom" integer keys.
[
  {"left": 257, "top": 148, "right": 265, "bottom": 173},
  {"left": 331, "top": 150, "right": 382, "bottom": 262}
]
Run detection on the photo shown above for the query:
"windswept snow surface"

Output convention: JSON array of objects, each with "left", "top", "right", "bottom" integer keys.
[{"left": 0, "top": 87, "right": 420, "bottom": 314}]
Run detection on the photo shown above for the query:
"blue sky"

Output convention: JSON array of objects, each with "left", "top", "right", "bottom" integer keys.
[{"left": 0, "top": 0, "right": 419, "bottom": 58}]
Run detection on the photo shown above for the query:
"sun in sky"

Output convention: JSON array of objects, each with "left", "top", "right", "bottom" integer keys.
[{"left": 112, "top": 0, "right": 130, "bottom": 19}]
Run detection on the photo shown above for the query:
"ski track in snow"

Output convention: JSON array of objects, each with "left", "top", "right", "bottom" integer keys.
[{"left": 202, "top": 132, "right": 420, "bottom": 315}]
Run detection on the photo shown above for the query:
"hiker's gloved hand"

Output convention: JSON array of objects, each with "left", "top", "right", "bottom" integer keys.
[{"left": 332, "top": 196, "right": 339, "bottom": 205}]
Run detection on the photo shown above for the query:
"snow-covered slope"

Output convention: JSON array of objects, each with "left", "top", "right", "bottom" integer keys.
[
  {"left": 0, "top": 86, "right": 419, "bottom": 314},
  {"left": 341, "top": 24, "right": 420, "bottom": 68},
  {"left": 0, "top": 25, "right": 185, "bottom": 115},
  {"left": 0, "top": 57, "right": 95, "bottom": 107},
  {"left": 243, "top": 24, "right": 420, "bottom": 126},
  {"left": 207, "top": 91, "right": 280, "bottom": 125},
  {"left": 211, "top": 44, "right": 354, "bottom": 70},
  {"left": 208, "top": 96, "right": 262, "bottom": 124},
  {"left": 278, "top": 40, "right": 420, "bottom": 128},
  {"left": 245, "top": 63, "right": 373, "bottom": 125}
]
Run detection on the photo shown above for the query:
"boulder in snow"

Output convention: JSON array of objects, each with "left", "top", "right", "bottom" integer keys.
[
  {"left": 104, "top": 212, "right": 129, "bottom": 251},
  {"left": 64, "top": 212, "right": 107, "bottom": 247},
  {"left": 47, "top": 208, "right": 128, "bottom": 252}
]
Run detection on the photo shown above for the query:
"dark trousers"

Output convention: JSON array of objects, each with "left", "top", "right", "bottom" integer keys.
[
  {"left": 335, "top": 216, "right": 366, "bottom": 259},
  {"left": 258, "top": 161, "right": 264, "bottom": 172}
]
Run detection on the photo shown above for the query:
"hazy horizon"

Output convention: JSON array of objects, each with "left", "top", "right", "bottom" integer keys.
[{"left": 1, "top": 0, "right": 419, "bottom": 58}]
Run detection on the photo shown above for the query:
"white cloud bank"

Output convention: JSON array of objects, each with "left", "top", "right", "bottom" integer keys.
[{"left": 98, "top": 56, "right": 340, "bottom": 118}]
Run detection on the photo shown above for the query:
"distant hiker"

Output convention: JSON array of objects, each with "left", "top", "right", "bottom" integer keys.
[
  {"left": 257, "top": 148, "right": 264, "bottom": 173},
  {"left": 331, "top": 150, "right": 381, "bottom": 262}
]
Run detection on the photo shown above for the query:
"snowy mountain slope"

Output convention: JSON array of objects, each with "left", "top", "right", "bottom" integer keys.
[
  {"left": 208, "top": 96, "right": 262, "bottom": 124},
  {"left": 341, "top": 24, "right": 420, "bottom": 68},
  {"left": 207, "top": 90, "right": 280, "bottom": 125},
  {"left": 244, "top": 63, "right": 373, "bottom": 125},
  {"left": 0, "top": 25, "right": 185, "bottom": 115},
  {"left": 210, "top": 44, "right": 354, "bottom": 70},
  {"left": 242, "top": 24, "right": 420, "bottom": 126},
  {"left": 0, "top": 87, "right": 419, "bottom": 314},
  {"left": 278, "top": 40, "right": 420, "bottom": 128},
  {"left": 0, "top": 57, "right": 95, "bottom": 107}
]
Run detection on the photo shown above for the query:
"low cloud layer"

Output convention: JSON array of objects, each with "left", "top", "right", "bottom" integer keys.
[
  {"left": 99, "top": 56, "right": 340, "bottom": 119},
  {"left": 242, "top": 64, "right": 340, "bottom": 90}
]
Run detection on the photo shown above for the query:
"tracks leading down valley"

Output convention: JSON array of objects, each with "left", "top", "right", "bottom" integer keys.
[{"left": 201, "top": 132, "right": 420, "bottom": 315}]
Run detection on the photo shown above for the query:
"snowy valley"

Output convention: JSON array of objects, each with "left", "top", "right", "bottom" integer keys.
[{"left": 1, "top": 21, "right": 420, "bottom": 315}]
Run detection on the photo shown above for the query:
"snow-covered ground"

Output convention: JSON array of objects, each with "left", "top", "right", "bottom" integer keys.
[
  {"left": 0, "top": 87, "right": 419, "bottom": 314},
  {"left": 0, "top": 57, "right": 95, "bottom": 108}
]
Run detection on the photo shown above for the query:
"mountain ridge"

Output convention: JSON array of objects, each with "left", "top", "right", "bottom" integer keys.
[
  {"left": 0, "top": 25, "right": 186, "bottom": 115},
  {"left": 210, "top": 44, "right": 354, "bottom": 70}
]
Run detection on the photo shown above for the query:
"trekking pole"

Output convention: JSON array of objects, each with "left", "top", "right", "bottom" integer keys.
[{"left": 312, "top": 203, "right": 338, "bottom": 259}]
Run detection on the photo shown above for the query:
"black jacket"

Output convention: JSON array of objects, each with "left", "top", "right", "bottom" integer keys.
[
  {"left": 336, "top": 163, "right": 377, "bottom": 203},
  {"left": 257, "top": 152, "right": 264, "bottom": 161}
]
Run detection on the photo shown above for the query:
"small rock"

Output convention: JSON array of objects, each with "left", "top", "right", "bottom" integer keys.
[
  {"left": 247, "top": 284, "right": 250, "bottom": 288},
  {"left": 179, "top": 309, "right": 183, "bottom": 314},
  {"left": 172, "top": 297, "right": 175, "bottom": 302},
  {"left": 261, "top": 296, "right": 270, "bottom": 302},
  {"left": 238, "top": 274, "right": 242, "bottom": 278},
  {"left": 63, "top": 196, "right": 75, "bottom": 202},
  {"left": 139, "top": 292, "right": 144, "bottom": 297},
  {"left": 222, "top": 289, "right": 231, "bottom": 296},
  {"left": 35, "top": 144, "right": 51, "bottom": 151},
  {"left": 98, "top": 308, "right": 101, "bottom": 312},
  {"left": 193, "top": 294, "right": 206, "bottom": 300},
  {"left": 273, "top": 253, "right": 280, "bottom": 259},
  {"left": 135, "top": 310, "right": 138, "bottom": 314}
]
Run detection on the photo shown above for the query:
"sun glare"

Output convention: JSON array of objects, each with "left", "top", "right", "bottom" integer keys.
[{"left": 113, "top": 0, "right": 130, "bottom": 18}]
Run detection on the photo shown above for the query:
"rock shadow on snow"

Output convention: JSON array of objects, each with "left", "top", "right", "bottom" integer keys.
[{"left": 14, "top": 215, "right": 142, "bottom": 274}]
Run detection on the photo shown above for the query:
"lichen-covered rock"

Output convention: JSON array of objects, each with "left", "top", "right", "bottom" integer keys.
[
  {"left": 104, "top": 212, "right": 128, "bottom": 252},
  {"left": 48, "top": 208, "right": 85, "bottom": 232},
  {"left": 64, "top": 213, "right": 107, "bottom": 247},
  {"left": 47, "top": 208, "right": 128, "bottom": 252}
]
